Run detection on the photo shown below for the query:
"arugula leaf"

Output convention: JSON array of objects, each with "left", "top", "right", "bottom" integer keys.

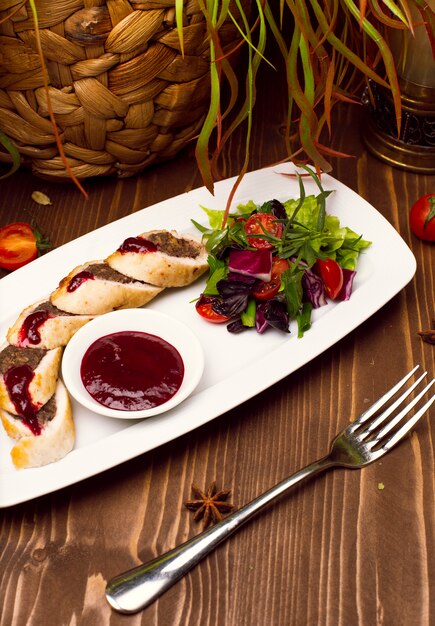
[
  {"left": 281, "top": 266, "right": 304, "bottom": 318},
  {"left": 241, "top": 299, "right": 257, "bottom": 327},
  {"left": 191, "top": 218, "right": 210, "bottom": 234},
  {"left": 258, "top": 200, "right": 273, "bottom": 213},
  {"left": 203, "top": 255, "right": 228, "bottom": 295},
  {"left": 296, "top": 302, "right": 312, "bottom": 338}
]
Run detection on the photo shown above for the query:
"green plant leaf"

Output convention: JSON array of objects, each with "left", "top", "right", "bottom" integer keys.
[
  {"left": 175, "top": 0, "right": 185, "bottom": 56},
  {"left": 0, "top": 131, "right": 20, "bottom": 180},
  {"left": 342, "top": 0, "right": 403, "bottom": 134}
]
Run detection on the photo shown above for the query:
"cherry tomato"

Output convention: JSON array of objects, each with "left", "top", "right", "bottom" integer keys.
[
  {"left": 253, "top": 257, "right": 290, "bottom": 300},
  {"left": 315, "top": 258, "right": 343, "bottom": 300},
  {"left": 0, "top": 222, "right": 39, "bottom": 270},
  {"left": 195, "top": 296, "right": 231, "bottom": 323},
  {"left": 409, "top": 194, "right": 435, "bottom": 241},
  {"left": 244, "top": 213, "right": 283, "bottom": 250}
]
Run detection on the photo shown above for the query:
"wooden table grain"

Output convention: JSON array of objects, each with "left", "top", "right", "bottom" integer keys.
[{"left": 0, "top": 73, "right": 434, "bottom": 626}]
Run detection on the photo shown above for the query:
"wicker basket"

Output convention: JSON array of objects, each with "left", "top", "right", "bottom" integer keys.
[{"left": 0, "top": 0, "right": 245, "bottom": 180}]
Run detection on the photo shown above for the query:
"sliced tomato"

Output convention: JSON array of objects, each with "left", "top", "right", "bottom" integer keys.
[
  {"left": 315, "top": 258, "right": 344, "bottom": 300},
  {"left": 0, "top": 222, "right": 39, "bottom": 271},
  {"left": 253, "top": 257, "right": 290, "bottom": 300},
  {"left": 195, "top": 296, "right": 231, "bottom": 323},
  {"left": 244, "top": 213, "right": 283, "bottom": 250}
]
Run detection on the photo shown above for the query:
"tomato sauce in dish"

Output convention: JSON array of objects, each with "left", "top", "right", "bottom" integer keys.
[{"left": 80, "top": 331, "right": 184, "bottom": 411}]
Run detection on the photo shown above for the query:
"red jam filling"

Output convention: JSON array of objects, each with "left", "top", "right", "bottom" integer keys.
[
  {"left": 80, "top": 330, "right": 184, "bottom": 411},
  {"left": 117, "top": 237, "right": 157, "bottom": 254},
  {"left": 67, "top": 270, "right": 95, "bottom": 293},
  {"left": 19, "top": 309, "right": 51, "bottom": 346},
  {"left": 4, "top": 365, "right": 41, "bottom": 435}
]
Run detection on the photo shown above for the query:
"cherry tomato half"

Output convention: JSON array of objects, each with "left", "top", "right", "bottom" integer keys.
[
  {"left": 315, "top": 258, "right": 343, "bottom": 300},
  {"left": 0, "top": 222, "right": 39, "bottom": 271},
  {"left": 244, "top": 213, "right": 283, "bottom": 250},
  {"left": 253, "top": 257, "right": 290, "bottom": 300},
  {"left": 195, "top": 296, "right": 231, "bottom": 323},
  {"left": 409, "top": 194, "right": 435, "bottom": 242}
]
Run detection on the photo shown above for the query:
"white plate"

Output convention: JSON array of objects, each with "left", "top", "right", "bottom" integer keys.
[{"left": 0, "top": 165, "right": 416, "bottom": 507}]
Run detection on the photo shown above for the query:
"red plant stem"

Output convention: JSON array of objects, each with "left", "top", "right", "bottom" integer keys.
[{"left": 30, "top": 4, "right": 88, "bottom": 199}]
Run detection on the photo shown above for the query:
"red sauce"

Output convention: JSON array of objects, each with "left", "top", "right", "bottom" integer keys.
[
  {"left": 67, "top": 270, "right": 94, "bottom": 293},
  {"left": 117, "top": 237, "right": 157, "bottom": 254},
  {"left": 19, "top": 309, "right": 51, "bottom": 345},
  {"left": 4, "top": 365, "right": 41, "bottom": 435},
  {"left": 80, "top": 331, "right": 184, "bottom": 411}
]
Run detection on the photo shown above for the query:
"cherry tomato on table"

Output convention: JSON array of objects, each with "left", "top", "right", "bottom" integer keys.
[
  {"left": 0, "top": 222, "right": 49, "bottom": 271},
  {"left": 195, "top": 296, "right": 231, "bottom": 323},
  {"left": 315, "top": 258, "right": 343, "bottom": 300},
  {"left": 244, "top": 213, "right": 283, "bottom": 250},
  {"left": 253, "top": 257, "right": 290, "bottom": 300},
  {"left": 409, "top": 194, "right": 435, "bottom": 242}
]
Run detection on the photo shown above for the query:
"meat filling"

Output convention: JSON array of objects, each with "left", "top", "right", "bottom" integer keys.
[
  {"left": 13, "top": 394, "right": 57, "bottom": 428},
  {"left": 0, "top": 345, "right": 46, "bottom": 375},
  {"left": 33, "top": 301, "right": 71, "bottom": 317},
  {"left": 35, "top": 394, "right": 57, "bottom": 425},
  {"left": 87, "top": 263, "right": 140, "bottom": 284},
  {"left": 146, "top": 232, "right": 200, "bottom": 258}
]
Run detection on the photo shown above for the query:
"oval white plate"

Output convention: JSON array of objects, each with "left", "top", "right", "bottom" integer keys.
[
  {"left": 62, "top": 309, "right": 204, "bottom": 419},
  {"left": 0, "top": 164, "right": 416, "bottom": 507}
]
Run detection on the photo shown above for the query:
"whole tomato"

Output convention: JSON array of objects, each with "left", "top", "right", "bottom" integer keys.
[{"left": 409, "top": 194, "right": 435, "bottom": 242}]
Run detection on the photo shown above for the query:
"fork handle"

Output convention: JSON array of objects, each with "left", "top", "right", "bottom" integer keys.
[{"left": 105, "top": 456, "right": 334, "bottom": 614}]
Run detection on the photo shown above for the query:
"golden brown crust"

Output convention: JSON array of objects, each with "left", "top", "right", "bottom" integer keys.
[
  {"left": 106, "top": 230, "right": 208, "bottom": 287},
  {"left": 0, "top": 345, "right": 62, "bottom": 415},
  {"left": 1, "top": 380, "right": 75, "bottom": 469},
  {"left": 7, "top": 300, "right": 94, "bottom": 349},
  {"left": 50, "top": 261, "right": 163, "bottom": 314}
]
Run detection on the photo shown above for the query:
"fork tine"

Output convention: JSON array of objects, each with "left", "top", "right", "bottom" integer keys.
[
  {"left": 349, "top": 365, "right": 420, "bottom": 431},
  {"left": 366, "top": 379, "right": 435, "bottom": 448},
  {"left": 378, "top": 388, "right": 435, "bottom": 452},
  {"left": 361, "top": 372, "right": 428, "bottom": 437}
]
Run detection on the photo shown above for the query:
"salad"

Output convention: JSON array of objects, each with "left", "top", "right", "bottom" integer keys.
[{"left": 193, "top": 167, "right": 371, "bottom": 337}]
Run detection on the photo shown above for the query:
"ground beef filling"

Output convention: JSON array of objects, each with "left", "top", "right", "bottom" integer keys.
[
  {"left": 87, "top": 263, "right": 139, "bottom": 283},
  {"left": 13, "top": 394, "right": 57, "bottom": 428},
  {"left": 146, "top": 232, "right": 200, "bottom": 258},
  {"left": 34, "top": 301, "right": 71, "bottom": 317},
  {"left": 35, "top": 394, "right": 57, "bottom": 425},
  {"left": 0, "top": 345, "right": 46, "bottom": 375}
]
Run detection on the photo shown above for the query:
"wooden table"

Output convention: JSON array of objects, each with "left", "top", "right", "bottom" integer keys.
[{"left": 1, "top": 74, "right": 434, "bottom": 625}]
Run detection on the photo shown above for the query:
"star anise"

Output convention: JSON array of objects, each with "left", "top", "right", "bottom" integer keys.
[{"left": 185, "top": 481, "right": 234, "bottom": 528}]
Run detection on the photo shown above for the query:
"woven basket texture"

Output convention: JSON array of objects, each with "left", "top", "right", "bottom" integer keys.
[{"left": 0, "top": 0, "right": 245, "bottom": 179}]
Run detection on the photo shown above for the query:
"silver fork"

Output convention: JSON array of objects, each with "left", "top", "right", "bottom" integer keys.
[{"left": 106, "top": 365, "right": 435, "bottom": 614}]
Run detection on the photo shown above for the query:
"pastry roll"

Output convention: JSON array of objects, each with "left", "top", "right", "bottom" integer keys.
[
  {"left": 50, "top": 261, "right": 163, "bottom": 315},
  {"left": 0, "top": 343, "right": 62, "bottom": 416},
  {"left": 106, "top": 230, "right": 208, "bottom": 287},
  {"left": 1, "top": 379, "right": 75, "bottom": 468},
  {"left": 7, "top": 299, "right": 94, "bottom": 349}
]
